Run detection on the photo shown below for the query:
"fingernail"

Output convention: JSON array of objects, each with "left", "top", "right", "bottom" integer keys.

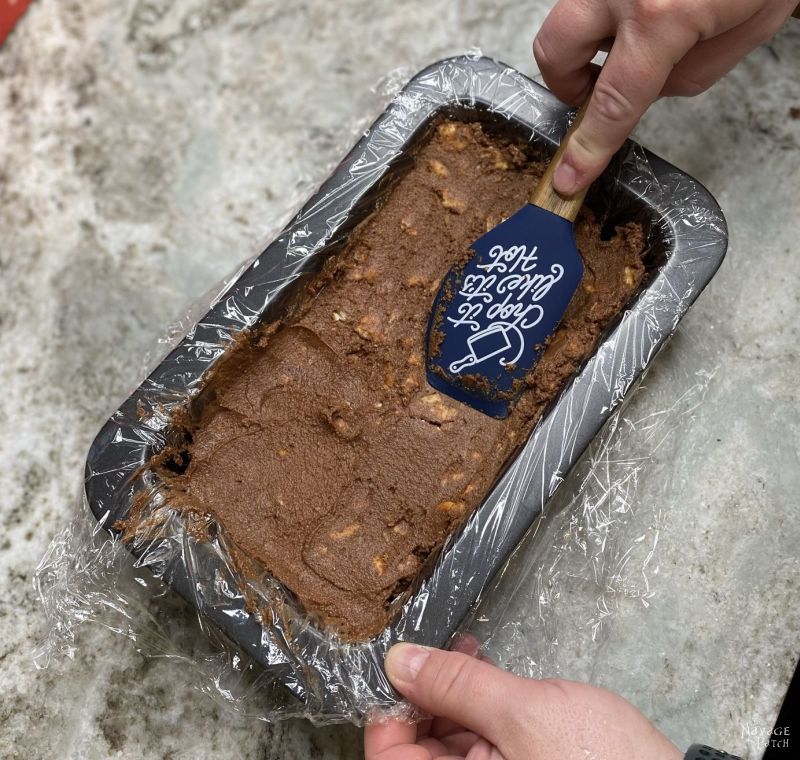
[
  {"left": 553, "top": 160, "right": 578, "bottom": 196},
  {"left": 386, "top": 643, "right": 431, "bottom": 683}
]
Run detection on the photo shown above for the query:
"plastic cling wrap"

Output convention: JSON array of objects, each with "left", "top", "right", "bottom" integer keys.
[{"left": 34, "top": 56, "right": 728, "bottom": 724}]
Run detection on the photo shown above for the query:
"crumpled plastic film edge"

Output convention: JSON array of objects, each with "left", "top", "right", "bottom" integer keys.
[{"left": 33, "top": 53, "right": 725, "bottom": 725}]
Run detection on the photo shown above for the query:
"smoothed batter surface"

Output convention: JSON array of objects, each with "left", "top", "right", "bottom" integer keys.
[{"left": 161, "top": 121, "right": 647, "bottom": 641}]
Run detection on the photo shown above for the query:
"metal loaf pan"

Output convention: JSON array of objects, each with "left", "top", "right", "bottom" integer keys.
[{"left": 84, "top": 56, "right": 728, "bottom": 715}]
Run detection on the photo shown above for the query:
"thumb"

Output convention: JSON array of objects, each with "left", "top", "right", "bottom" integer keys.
[
  {"left": 384, "top": 643, "right": 525, "bottom": 745},
  {"left": 552, "top": 23, "right": 692, "bottom": 195}
]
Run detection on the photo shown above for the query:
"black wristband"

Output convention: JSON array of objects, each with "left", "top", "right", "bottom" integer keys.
[{"left": 685, "top": 744, "right": 743, "bottom": 760}]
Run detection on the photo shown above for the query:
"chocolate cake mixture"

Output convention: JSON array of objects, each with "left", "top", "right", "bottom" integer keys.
[{"left": 155, "top": 121, "right": 647, "bottom": 641}]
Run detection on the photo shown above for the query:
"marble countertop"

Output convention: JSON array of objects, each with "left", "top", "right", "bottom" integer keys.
[{"left": 0, "top": 1, "right": 798, "bottom": 758}]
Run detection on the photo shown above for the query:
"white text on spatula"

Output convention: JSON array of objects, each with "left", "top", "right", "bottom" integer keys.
[{"left": 447, "top": 244, "right": 565, "bottom": 333}]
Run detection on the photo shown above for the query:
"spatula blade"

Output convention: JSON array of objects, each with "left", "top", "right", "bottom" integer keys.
[{"left": 426, "top": 203, "right": 584, "bottom": 418}]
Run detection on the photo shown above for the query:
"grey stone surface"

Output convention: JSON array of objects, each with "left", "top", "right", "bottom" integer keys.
[{"left": 0, "top": 1, "right": 797, "bottom": 758}]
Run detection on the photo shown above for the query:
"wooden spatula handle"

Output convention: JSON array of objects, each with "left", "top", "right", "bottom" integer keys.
[{"left": 530, "top": 99, "right": 591, "bottom": 223}]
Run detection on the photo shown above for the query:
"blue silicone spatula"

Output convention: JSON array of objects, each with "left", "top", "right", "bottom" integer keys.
[{"left": 426, "top": 102, "right": 591, "bottom": 419}]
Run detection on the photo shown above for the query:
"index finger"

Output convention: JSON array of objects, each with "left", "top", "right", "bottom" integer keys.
[
  {"left": 534, "top": 0, "right": 614, "bottom": 104},
  {"left": 553, "top": 20, "right": 697, "bottom": 195},
  {"left": 364, "top": 718, "right": 419, "bottom": 760}
]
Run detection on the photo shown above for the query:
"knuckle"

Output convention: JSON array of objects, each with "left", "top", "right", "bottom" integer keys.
[
  {"left": 568, "top": 130, "right": 605, "bottom": 171},
  {"left": 538, "top": 677, "right": 573, "bottom": 701},
  {"left": 569, "top": 131, "right": 596, "bottom": 162},
  {"left": 532, "top": 34, "right": 555, "bottom": 74},
  {"left": 427, "top": 654, "right": 474, "bottom": 706},
  {"left": 630, "top": 0, "right": 667, "bottom": 21},
  {"left": 630, "top": 0, "right": 710, "bottom": 37},
  {"left": 664, "top": 73, "right": 709, "bottom": 97},
  {"left": 630, "top": 0, "right": 676, "bottom": 24},
  {"left": 591, "top": 78, "right": 636, "bottom": 125}
]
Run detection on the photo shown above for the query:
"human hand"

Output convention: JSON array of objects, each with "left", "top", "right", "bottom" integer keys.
[
  {"left": 364, "top": 638, "right": 682, "bottom": 760},
  {"left": 534, "top": 0, "right": 799, "bottom": 195}
]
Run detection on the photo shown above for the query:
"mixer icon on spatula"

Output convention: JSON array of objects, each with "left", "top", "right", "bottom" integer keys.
[{"left": 448, "top": 322, "right": 525, "bottom": 376}]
